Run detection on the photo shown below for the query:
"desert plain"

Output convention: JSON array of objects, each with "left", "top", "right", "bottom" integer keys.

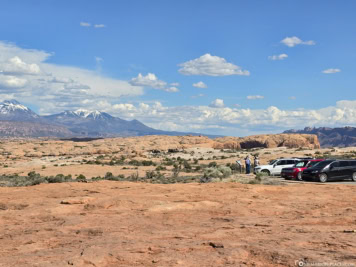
[{"left": 0, "top": 135, "right": 355, "bottom": 267}]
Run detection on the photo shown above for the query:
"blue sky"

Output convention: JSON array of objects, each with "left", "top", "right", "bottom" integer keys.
[{"left": 0, "top": 0, "right": 355, "bottom": 136}]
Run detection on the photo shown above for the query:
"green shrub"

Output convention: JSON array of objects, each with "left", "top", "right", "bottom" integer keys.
[
  {"left": 203, "top": 166, "right": 232, "bottom": 179},
  {"left": 208, "top": 161, "right": 217, "bottom": 168},
  {"left": 76, "top": 174, "right": 86, "bottom": 182},
  {"left": 155, "top": 165, "right": 166, "bottom": 171}
]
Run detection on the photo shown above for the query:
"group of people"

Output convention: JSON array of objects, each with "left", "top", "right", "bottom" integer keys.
[{"left": 236, "top": 155, "right": 259, "bottom": 174}]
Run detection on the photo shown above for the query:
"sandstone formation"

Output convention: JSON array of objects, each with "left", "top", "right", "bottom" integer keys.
[{"left": 213, "top": 134, "right": 320, "bottom": 150}]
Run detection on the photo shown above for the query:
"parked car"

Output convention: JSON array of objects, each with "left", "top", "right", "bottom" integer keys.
[
  {"left": 302, "top": 159, "right": 356, "bottom": 183},
  {"left": 254, "top": 158, "right": 300, "bottom": 176},
  {"left": 281, "top": 159, "right": 324, "bottom": 180}
]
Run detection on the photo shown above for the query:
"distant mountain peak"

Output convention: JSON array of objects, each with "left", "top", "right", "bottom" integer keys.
[
  {"left": 0, "top": 99, "right": 40, "bottom": 120},
  {"left": 0, "top": 99, "right": 29, "bottom": 113}
]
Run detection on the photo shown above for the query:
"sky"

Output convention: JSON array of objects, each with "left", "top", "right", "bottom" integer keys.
[{"left": 0, "top": 0, "right": 355, "bottom": 136}]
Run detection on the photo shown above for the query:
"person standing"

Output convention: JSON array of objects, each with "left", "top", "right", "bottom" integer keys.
[
  {"left": 254, "top": 156, "right": 260, "bottom": 168},
  {"left": 245, "top": 156, "right": 251, "bottom": 174}
]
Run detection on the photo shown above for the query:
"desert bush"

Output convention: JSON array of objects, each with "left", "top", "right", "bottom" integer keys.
[
  {"left": 46, "top": 174, "right": 72, "bottom": 183},
  {"left": 76, "top": 174, "right": 86, "bottom": 182},
  {"left": 208, "top": 161, "right": 217, "bottom": 168},
  {"left": 203, "top": 166, "right": 232, "bottom": 180},
  {"left": 128, "top": 159, "right": 140, "bottom": 166},
  {"left": 128, "top": 172, "right": 139, "bottom": 181},
  {"left": 183, "top": 160, "right": 192, "bottom": 171},
  {"left": 105, "top": 172, "right": 114, "bottom": 179},
  {"left": 194, "top": 165, "right": 202, "bottom": 171},
  {"left": 141, "top": 160, "right": 156, "bottom": 166},
  {"left": 155, "top": 165, "right": 166, "bottom": 171}
]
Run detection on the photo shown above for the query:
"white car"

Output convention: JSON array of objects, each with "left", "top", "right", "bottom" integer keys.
[{"left": 254, "top": 158, "right": 300, "bottom": 176}]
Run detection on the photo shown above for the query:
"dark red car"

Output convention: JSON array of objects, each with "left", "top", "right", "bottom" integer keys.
[{"left": 281, "top": 159, "right": 324, "bottom": 180}]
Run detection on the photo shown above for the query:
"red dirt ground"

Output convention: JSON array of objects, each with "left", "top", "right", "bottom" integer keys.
[{"left": 0, "top": 181, "right": 355, "bottom": 267}]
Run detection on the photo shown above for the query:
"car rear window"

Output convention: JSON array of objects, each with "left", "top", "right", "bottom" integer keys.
[
  {"left": 349, "top": 161, "right": 356, "bottom": 166},
  {"left": 339, "top": 161, "right": 350, "bottom": 167},
  {"left": 295, "top": 161, "right": 308, "bottom": 167}
]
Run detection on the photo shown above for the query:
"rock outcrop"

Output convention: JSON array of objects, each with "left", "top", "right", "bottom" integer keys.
[{"left": 212, "top": 134, "right": 320, "bottom": 150}]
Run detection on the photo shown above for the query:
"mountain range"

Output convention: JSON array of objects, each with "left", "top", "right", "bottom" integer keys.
[
  {"left": 284, "top": 127, "right": 356, "bottom": 147},
  {"left": 0, "top": 100, "right": 208, "bottom": 138}
]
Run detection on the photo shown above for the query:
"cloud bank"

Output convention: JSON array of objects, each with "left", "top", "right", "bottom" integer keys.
[
  {"left": 102, "top": 100, "right": 356, "bottom": 136},
  {"left": 0, "top": 41, "right": 143, "bottom": 114}
]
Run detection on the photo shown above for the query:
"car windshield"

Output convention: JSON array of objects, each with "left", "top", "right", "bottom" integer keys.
[
  {"left": 312, "top": 160, "right": 333, "bottom": 169},
  {"left": 269, "top": 160, "right": 277, "bottom": 165},
  {"left": 295, "top": 161, "right": 308, "bottom": 167}
]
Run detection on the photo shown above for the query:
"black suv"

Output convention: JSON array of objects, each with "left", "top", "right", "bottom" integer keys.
[{"left": 302, "top": 159, "right": 356, "bottom": 183}]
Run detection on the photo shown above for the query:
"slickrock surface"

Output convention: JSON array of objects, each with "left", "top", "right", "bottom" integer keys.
[{"left": 0, "top": 181, "right": 355, "bottom": 267}]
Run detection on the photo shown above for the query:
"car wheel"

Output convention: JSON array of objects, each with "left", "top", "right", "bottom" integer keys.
[
  {"left": 319, "top": 173, "right": 328, "bottom": 183},
  {"left": 261, "top": 170, "right": 270, "bottom": 176},
  {"left": 297, "top": 172, "right": 303, "bottom": 181},
  {"left": 352, "top": 172, "right": 356, "bottom": 182}
]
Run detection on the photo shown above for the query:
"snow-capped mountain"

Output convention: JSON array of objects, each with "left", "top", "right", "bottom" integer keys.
[
  {"left": 0, "top": 99, "right": 210, "bottom": 138},
  {"left": 44, "top": 109, "right": 160, "bottom": 137},
  {"left": 54, "top": 109, "right": 114, "bottom": 120},
  {"left": 0, "top": 100, "right": 40, "bottom": 121}
]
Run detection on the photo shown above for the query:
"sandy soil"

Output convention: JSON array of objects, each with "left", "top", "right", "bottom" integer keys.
[{"left": 0, "top": 181, "right": 355, "bottom": 267}]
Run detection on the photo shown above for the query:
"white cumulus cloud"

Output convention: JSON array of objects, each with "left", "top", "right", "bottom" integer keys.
[
  {"left": 94, "top": 24, "right": 106, "bottom": 28},
  {"left": 209, "top": 99, "right": 225, "bottom": 108},
  {"left": 178, "top": 53, "right": 250, "bottom": 76},
  {"left": 322, "top": 68, "right": 341, "bottom": 74},
  {"left": 281, "top": 36, "right": 315, "bottom": 47},
  {"left": 193, "top": 81, "right": 207, "bottom": 88},
  {"left": 0, "top": 56, "right": 41, "bottom": 75},
  {"left": 130, "top": 73, "right": 179, "bottom": 92},
  {"left": 247, "top": 95, "right": 264, "bottom": 100},
  {"left": 268, "top": 54, "right": 288, "bottom": 60}
]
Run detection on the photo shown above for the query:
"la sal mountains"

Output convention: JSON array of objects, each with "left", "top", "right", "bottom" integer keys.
[{"left": 0, "top": 100, "right": 207, "bottom": 138}]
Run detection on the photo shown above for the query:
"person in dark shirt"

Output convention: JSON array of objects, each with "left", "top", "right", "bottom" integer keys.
[{"left": 245, "top": 156, "right": 251, "bottom": 174}]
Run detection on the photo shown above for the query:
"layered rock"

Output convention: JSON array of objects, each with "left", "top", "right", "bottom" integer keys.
[{"left": 212, "top": 134, "right": 320, "bottom": 150}]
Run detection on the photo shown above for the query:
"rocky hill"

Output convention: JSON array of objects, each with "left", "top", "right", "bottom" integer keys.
[
  {"left": 0, "top": 121, "right": 73, "bottom": 138},
  {"left": 284, "top": 127, "right": 356, "bottom": 147}
]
